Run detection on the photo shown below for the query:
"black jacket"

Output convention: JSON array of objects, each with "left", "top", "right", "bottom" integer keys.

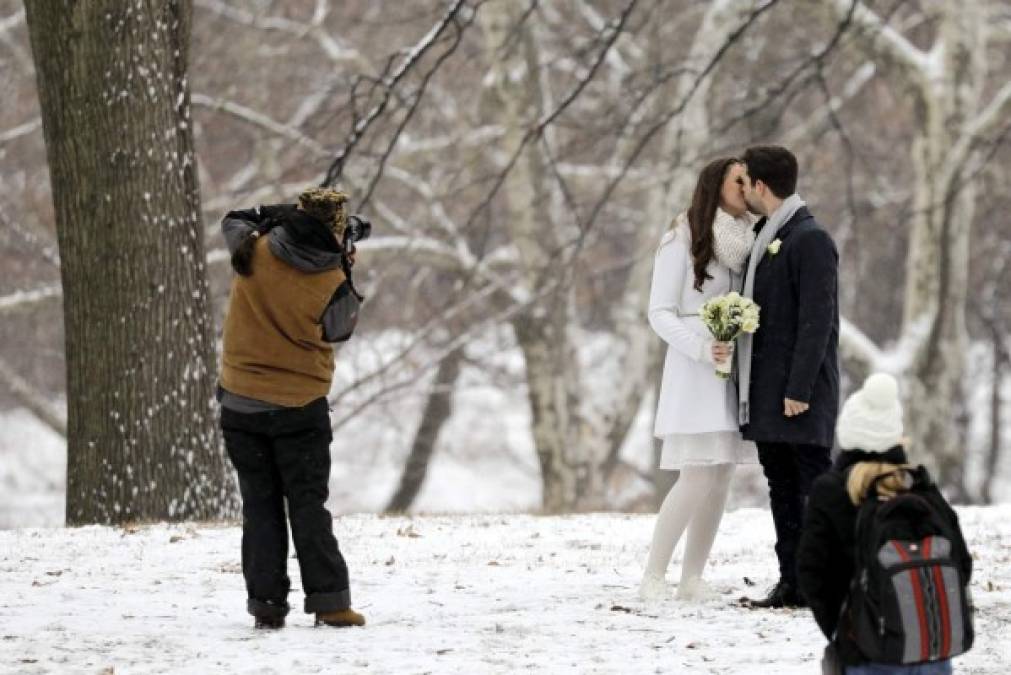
[
  {"left": 797, "top": 447, "right": 972, "bottom": 665},
  {"left": 742, "top": 206, "right": 840, "bottom": 448}
]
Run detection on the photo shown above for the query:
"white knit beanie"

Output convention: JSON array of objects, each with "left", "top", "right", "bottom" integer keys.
[{"left": 836, "top": 373, "right": 904, "bottom": 451}]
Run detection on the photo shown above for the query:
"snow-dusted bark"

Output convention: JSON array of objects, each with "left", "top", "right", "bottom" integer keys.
[{"left": 24, "top": 1, "right": 237, "bottom": 524}]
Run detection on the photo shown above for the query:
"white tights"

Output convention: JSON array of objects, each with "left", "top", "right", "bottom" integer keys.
[{"left": 644, "top": 463, "right": 735, "bottom": 583}]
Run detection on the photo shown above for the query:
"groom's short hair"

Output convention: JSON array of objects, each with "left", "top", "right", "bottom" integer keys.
[{"left": 742, "top": 146, "right": 798, "bottom": 199}]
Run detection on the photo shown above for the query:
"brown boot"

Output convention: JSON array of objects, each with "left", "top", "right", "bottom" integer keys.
[{"left": 315, "top": 608, "right": 366, "bottom": 627}]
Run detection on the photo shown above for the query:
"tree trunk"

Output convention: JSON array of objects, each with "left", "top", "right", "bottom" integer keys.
[
  {"left": 25, "top": 1, "right": 236, "bottom": 525},
  {"left": 828, "top": 0, "right": 1005, "bottom": 493},
  {"left": 981, "top": 327, "right": 1006, "bottom": 505},
  {"left": 385, "top": 346, "right": 464, "bottom": 513},
  {"left": 513, "top": 309, "right": 604, "bottom": 512},
  {"left": 900, "top": 5, "right": 986, "bottom": 493},
  {"left": 482, "top": 3, "right": 602, "bottom": 511},
  {"left": 904, "top": 113, "right": 975, "bottom": 494}
]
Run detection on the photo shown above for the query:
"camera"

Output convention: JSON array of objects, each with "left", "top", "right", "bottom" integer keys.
[{"left": 344, "top": 215, "right": 372, "bottom": 249}]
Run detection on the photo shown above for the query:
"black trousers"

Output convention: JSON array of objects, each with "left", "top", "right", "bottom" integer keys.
[
  {"left": 756, "top": 441, "right": 831, "bottom": 586},
  {"left": 221, "top": 397, "right": 350, "bottom": 617}
]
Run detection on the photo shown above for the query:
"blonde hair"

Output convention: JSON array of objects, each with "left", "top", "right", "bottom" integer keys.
[{"left": 846, "top": 461, "right": 914, "bottom": 506}]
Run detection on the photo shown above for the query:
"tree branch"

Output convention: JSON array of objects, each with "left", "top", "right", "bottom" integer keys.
[
  {"left": 823, "top": 0, "right": 931, "bottom": 86},
  {"left": 583, "top": 0, "right": 779, "bottom": 232},
  {"left": 0, "top": 7, "right": 32, "bottom": 70},
  {"left": 0, "top": 356, "right": 65, "bottom": 437},
  {"left": 190, "top": 94, "right": 328, "bottom": 156},
  {"left": 0, "top": 117, "right": 41, "bottom": 144},
  {"left": 355, "top": 6, "right": 478, "bottom": 210},
  {"left": 839, "top": 316, "right": 884, "bottom": 373},
  {"left": 781, "top": 62, "right": 876, "bottom": 145},
  {"left": 322, "top": 0, "right": 476, "bottom": 186},
  {"left": 461, "top": 0, "right": 642, "bottom": 232},
  {"left": 193, "top": 0, "right": 369, "bottom": 69},
  {"left": 0, "top": 284, "right": 62, "bottom": 313},
  {"left": 954, "top": 78, "right": 1011, "bottom": 161},
  {"left": 0, "top": 7, "right": 24, "bottom": 33}
]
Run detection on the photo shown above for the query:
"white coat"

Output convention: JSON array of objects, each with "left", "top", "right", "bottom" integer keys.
[{"left": 649, "top": 220, "right": 741, "bottom": 436}]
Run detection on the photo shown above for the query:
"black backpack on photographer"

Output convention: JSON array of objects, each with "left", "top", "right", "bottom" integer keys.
[{"left": 839, "top": 465, "right": 973, "bottom": 666}]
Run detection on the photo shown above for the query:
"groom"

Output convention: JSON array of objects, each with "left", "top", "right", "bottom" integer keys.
[{"left": 736, "top": 146, "right": 840, "bottom": 609}]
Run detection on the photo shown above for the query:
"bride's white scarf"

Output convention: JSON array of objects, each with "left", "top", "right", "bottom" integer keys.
[{"left": 712, "top": 208, "right": 756, "bottom": 274}]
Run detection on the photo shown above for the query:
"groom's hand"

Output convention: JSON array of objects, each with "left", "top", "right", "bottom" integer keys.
[{"left": 783, "top": 398, "right": 810, "bottom": 417}]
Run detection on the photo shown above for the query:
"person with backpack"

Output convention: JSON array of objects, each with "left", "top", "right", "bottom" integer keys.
[
  {"left": 797, "top": 373, "right": 973, "bottom": 674},
  {"left": 218, "top": 187, "right": 367, "bottom": 630}
]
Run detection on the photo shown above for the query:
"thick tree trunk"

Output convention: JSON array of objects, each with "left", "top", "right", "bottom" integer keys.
[
  {"left": 900, "top": 5, "right": 985, "bottom": 492},
  {"left": 25, "top": 1, "right": 236, "bottom": 525},
  {"left": 385, "top": 346, "right": 464, "bottom": 513}
]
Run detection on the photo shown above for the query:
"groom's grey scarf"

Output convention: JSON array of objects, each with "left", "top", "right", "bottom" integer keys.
[{"left": 737, "top": 193, "right": 806, "bottom": 426}]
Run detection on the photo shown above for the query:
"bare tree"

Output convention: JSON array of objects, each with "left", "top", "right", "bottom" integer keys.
[
  {"left": 23, "top": 0, "right": 236, "bottom": 524},
  {"left": 385, "top": 346, "right": 465, "bottom": 512},
  {"left": 822, "top": 0, "right": 1011, "bottom": 494},
  {"left": 6, "top": 0, "right": 1009, "bottom": 518}
]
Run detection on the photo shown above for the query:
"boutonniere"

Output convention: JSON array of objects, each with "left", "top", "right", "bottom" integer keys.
[{"left": 767, "top": 238, "right": 782, "bottom": 256}]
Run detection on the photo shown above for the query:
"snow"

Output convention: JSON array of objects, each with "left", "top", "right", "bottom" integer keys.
[
  {"left": 0, "top": 409, "right": 65, "bottom": 529},
  {"left": 1, "top": 507, "right": 1009, "bottom": 674}
]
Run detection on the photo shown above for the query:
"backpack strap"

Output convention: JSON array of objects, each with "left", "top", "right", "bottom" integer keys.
[{"left": 339, "top": 247, "right": 364, "bottom": 302}]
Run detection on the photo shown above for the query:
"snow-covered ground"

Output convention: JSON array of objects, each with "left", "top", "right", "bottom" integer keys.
[{"left": 1, "top": 507, "right": 1008, "bottom": 674}]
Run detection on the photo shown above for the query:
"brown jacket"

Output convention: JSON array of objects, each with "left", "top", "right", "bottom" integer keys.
[{"left": 221, "top": 236, "right": 345, "bottom": 406}]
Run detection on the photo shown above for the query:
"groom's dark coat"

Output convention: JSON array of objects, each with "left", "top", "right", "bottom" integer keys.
[{"left": 742, "top": 206, "right": 840, "bottom": 449}]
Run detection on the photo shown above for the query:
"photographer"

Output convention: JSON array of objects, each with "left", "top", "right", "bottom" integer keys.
[{"left": 217, "top": 187, "right": 370, "bottom": 630}]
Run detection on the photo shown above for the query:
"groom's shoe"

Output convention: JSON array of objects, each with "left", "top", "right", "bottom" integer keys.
[{"left": 741, "top": 580, "right": 806, "bottom": 609}]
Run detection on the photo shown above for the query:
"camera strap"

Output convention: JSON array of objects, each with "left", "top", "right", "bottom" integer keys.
[{"left": 340, "top": 249, "right": 364, "bottom": 302}]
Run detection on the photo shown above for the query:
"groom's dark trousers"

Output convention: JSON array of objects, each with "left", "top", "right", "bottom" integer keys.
[{"left": 756, "top": 441, "right": 831, "bottom": 587}]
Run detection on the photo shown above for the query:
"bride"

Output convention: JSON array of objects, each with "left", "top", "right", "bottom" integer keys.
[{"left": 639, "top": 157, "right": 758, "bottom": 601}]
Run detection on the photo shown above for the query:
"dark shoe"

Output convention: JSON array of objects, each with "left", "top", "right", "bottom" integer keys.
[
  {"left": 315, "top": 608, "right": 366, "bottom": 627},
  {"left": 254, "top": 615, "right": 285, "bottom": 629},
  {"left": 248, "top": 598, "right": 289, "bottom": 629},
  {"left": 740, "top": 580, "right": 806, "bottom": 609}
]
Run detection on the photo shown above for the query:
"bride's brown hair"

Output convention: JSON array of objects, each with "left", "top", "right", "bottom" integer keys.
[{"left": 686, "top": 157, "right": 741, "bottom": 291}]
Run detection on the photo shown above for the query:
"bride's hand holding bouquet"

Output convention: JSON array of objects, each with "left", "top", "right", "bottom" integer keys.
[{"left": 699, "top": 292, "right": 760, "bottom": 379}]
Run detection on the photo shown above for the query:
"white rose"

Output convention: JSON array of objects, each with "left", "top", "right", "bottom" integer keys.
[{"left": 767, "top": 238, "right": 782, "bottom": 255}]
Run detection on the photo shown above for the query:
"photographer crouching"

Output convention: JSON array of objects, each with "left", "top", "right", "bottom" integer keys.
[{"left": 217, "top": 187, "right": 371, "bottom": 630}]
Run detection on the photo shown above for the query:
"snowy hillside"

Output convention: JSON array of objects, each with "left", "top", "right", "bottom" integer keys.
[{"left": 1, "top": 507, "right": 1009, "bottom": 674}]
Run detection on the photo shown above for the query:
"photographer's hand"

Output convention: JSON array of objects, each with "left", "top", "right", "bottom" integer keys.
[{"left": 347, "top": 243, "right": 357, "bottom": 267}]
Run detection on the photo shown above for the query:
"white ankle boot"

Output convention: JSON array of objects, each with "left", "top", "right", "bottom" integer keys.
[
  {"left": 676, "top": 576, "right": 720, "bottom": 602},
  {"left": 638, "top": 571, "right": 669, "bottom": 600}
]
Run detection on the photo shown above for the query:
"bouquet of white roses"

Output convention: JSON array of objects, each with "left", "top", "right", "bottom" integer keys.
[{"left": 699, "top": 292, "right": 760, "bottom": 378}]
